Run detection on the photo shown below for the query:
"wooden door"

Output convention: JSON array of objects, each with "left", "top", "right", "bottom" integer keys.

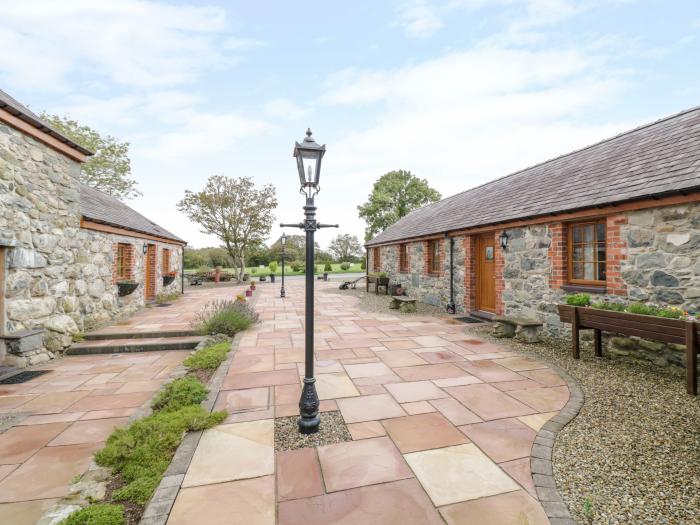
[
  {"left": 145, "top": 244, "right": 156, "bottom": 301},
  {"left": 476, "top": 234, "right": 496, "bottom": 313}
]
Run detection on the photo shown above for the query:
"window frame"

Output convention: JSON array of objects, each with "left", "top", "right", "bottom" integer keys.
[
  {"left": 116, "top": 243, "right": 130, "bottom": 280},
  {"left": 427, "top": 239, "right": 441, "bottom": 274},
  {"left": 567, "top": 220, "right": 607, "bottom": 286},
  {"left": 399, "top": 243, "right": 409, "bottom": 272},
  {"left": 372, "top": 247, "right": 380, "bottom": 271}
]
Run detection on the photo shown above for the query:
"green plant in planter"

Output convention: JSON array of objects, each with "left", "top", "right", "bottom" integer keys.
[
  {"left": 566, "top": 293, "right": 590, "bottom": 306},
  {"left": 591, "top": 301, "right": 625, "bottom": 312},
  {"left": 378, "top": 271, "right": 388, "bottom": 279},
  {"left": 627, "top": 302, "right": 659, "bottom": 316}
]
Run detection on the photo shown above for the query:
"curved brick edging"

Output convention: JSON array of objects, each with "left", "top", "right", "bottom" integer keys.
[{"left": 529, "top": 361, "right": 585, "bottom": 525}]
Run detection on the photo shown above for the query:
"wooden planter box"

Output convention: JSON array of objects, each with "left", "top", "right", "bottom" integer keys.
[
  {"left": 117, "top": 282, "right": 139, "bottom": 297},
  {"left": 558, "top": 305, "right": 699, "bottom": 395},
  {"left": 162, "top": 275, "right": 176, "bottom": 287}
]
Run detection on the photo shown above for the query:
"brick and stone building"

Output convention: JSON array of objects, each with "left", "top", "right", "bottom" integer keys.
[
  {"left": 0, "top": 89, "right": 185, "bottom": 366},
  {"left": 366, "top": 107, "right": 700, "bottom": 368}
]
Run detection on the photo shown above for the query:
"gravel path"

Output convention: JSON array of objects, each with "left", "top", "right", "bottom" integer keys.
[{"left": 466, "top": 325, "right": 700, "bottom": 525}]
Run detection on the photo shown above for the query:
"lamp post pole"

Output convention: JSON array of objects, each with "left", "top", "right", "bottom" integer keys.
[
  {"left": 280, "top": 233, "right": 287, "bottom": 298},
  {"left": 281, "top": 129, "right": 337, "bottom": 434}
]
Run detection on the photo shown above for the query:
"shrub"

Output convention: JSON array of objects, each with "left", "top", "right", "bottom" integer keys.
[
  {"left": 156, "top": 292, "right": 180, "bottom": 305},
  {"left": 95, "top": 405, "right": 224, "bottom": 505},
  {"left": 591, "top": 301, "right": 625, "bottom": 312},
  {"left": 269, "top": 261, "right": 278, "bottom": 273},
  {"left": 566, "top": 293, "right": 590, "bottom": 306},
  {"left": 339, "top": 262, "right": 351, "bottom": 271},
  {"left": 251, "top": 267, "right": 257, "bottom": 274},
  {"left": 360, "top": 259, "right": 366, "bottom": 270},
  {"left": 324, "top": 262, "right": 332, "bottom": 272},
  {"left": 184, "top": 342, "right": 231, "bottom": 370},
  {"left": 151, "top": 376, "right": 208, "bottom": 412},
  {"left": 627, "top": 302, "right": 658, "bottom": 316},
  {"left": 60, "top": 504, "right": 125, "bottom": 525},
  {"left": 193, "top": 299, "right": 259, "bottom": 337},
  {"left": 290, "top": 260, "right": 304, "bottom": 272}
]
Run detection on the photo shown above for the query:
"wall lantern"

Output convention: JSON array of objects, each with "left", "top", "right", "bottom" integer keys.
[
  {"left": 499, "top": 231, "right": 509, "bottom": 251},
  {"left": 293, "top": 128, "right": 326, "bottom": 198},
  {"left": 143, "top": 243, "right": 148, "bottom": 254}
]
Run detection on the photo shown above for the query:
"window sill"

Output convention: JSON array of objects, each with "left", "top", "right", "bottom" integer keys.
[{"left": 561, "top": 284, "right": 607, "bottom": 294}]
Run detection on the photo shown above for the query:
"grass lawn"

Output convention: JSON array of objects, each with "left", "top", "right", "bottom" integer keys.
[{"left": 185, "top": 262, "right": 364, "bottom": 276}]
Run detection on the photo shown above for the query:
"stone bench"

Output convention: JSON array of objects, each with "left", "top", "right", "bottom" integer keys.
[
  {"left": 492, "top": 316, "right": 543, "bottom": 343},
  {"left": 1, "top": 329, "right": 47, "bottom": 367},
  {"left": 390, "top": 296, "right": 417, "bottom": 313}
]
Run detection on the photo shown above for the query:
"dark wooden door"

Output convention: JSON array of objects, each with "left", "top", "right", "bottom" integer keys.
[
  {"left": 145, "top": 244, "right": 156, "bottom": 301},
  {"left": 477, "top": 233, "right": 496, "bottom": 313}
]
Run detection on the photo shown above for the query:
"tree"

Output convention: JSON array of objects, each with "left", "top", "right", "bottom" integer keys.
[
  {"left": 40, "top": 113, "right": 140, "bottom": 200},
  {"left": 357, "top": 170, "right": 441, "bottom": 241},
  {"left": 178, "top": 176, "right": 277, "bottom": 280},
  {"left": 328, "top": 233, "right": 363, "bottom": 262},
  {"left": 268, "top": 234, "right": 319, "bottom": 264}
]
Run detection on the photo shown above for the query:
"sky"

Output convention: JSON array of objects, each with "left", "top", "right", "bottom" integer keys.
[{"left": 2, "top": 0, "right": 700, "bottom": 249}]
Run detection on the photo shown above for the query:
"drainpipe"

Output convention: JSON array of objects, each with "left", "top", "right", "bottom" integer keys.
[
  {"left": 446, "top": 235, "right": 456, "bottom": 314},
  {"left": 181, "top": 246, "right": 185, "bottom": 294}
]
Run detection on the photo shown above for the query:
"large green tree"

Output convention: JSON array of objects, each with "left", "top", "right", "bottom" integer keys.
[
  {"left": 178, "top": 176, "right": 277, "bottom": 280},
  {"left": 40, "top": 113, "right": 140, "bottom": 200},
  {"left": 328, "top": 233, "right": 363, "bottom": 262},
  {"left": 358, "top": 170, "right": 441, "bottom": 241}
]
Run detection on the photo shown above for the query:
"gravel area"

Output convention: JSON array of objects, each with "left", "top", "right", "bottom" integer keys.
[
  {"left": 275, "top": 411, "right": 352, "bottom": 452},
  {"left": 323, "top": 287, "right": 446, "bottom": 316},
  {"left": 466, "top": 325, "right": 700, "bottom": 525}
]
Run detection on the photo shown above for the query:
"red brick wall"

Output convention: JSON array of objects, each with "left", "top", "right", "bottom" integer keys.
[
  {"left": 548, "top": 222, "right": 567, "bottom": 289},
  {"left": 463, "top": 236, "right": 477, "bottom": 311},
  {"left": 606, "top": 214, "right": 628, "bottom": 295},
  {"left": 494, "top": 231, "right": 504, "bottom": 315}
]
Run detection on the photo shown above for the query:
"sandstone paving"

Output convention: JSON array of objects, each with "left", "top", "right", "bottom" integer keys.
[{"left": 165, "top": 280, "right": 570, "bottom": 523}]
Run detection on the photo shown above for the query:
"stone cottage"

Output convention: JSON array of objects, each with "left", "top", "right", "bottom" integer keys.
[
  {"left": 366, "top": 106, "right": 700, "bottom": 367},
  {"left": 0, "top": 89, "right": 185, "bottom": 367}
]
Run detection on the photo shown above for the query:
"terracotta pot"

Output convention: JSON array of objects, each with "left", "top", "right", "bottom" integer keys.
[{"left": 245, "top": 289, "right": 252, "bottom": 297}]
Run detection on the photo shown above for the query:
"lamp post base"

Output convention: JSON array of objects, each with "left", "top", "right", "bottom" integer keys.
[
  {"left": 298, "top": 378, "right": 320, "bottom": 434},
  {"left": 280, "top": 287, "right": 286, "bottom": 298}
]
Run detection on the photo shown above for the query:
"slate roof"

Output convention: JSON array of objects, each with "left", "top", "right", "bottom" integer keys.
[
  {"left": 367, "top": 106, "right": 700, "bottom": 246},
  {"left": 0, "top": 89, "right": 93, "bottom": 156},
  {"left": 80, "top": 183, "right": 185, "bottom": 244}
]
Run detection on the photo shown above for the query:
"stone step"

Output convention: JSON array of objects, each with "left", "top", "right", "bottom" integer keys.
[
  {"left": 66, "top": 335, "right": 204, "bottom": 355},
  {"left": 83, "top": 329, "right": 199, "bottom": 341}
]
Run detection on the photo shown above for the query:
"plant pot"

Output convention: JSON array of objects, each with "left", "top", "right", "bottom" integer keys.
[
  {"left": 117, "top": 282, "right": 139, "bottom": 297},
  {"left": 378, "top": 277, "right": 390, "bottom": 286},
  {"left": 162, "top": 275, "right": 176, "bottom": 287},
  {"left": 269, "top": 274, "right": 276, "bottom": 283},
  {"left": 259, "top": 276, "right": 267, "bottom": 282},
  {"left": 323, "top": 273, "right": 329, "bottom": 281},
  {"left": 245, "top": 289, "right": 252, "bottom": 297},
  {"left": 250, "top": 285, "right": 256, "bottom": 291}
]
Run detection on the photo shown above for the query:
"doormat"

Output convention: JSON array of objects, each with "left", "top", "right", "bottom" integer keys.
[
  {"left": 0, "top": 370, "right": 51, "bottom": 384},
  {"left": 454, "top": 316, "right": 485, "bottom": 324}
]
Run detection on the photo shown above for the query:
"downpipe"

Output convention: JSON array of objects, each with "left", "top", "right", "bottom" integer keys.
[{"left": 446, "top": 235, "right": 456, "bottom": 314}]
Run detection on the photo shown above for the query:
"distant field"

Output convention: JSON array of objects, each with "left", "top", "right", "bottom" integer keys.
[{"left": 184, "top": 262, "right": 364, "bottom": 277}]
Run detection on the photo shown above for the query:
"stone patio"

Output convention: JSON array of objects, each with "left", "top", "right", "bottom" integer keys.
[{"left": 167, "top": 280, "right": 569, "bottom": 524}]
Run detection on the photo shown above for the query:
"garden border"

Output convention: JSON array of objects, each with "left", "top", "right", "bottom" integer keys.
[
  {"left": 528, "top": 359, "right": 585, "bottom": 525},
  {"left": 138, "top": 293, "right": 258, "bottom": 525}
]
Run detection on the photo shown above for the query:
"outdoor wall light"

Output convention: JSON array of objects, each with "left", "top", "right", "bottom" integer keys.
[
  {"left": 499, "top": 231, "right": 509, "bottom": 251},
  {"left": 294, "top": 128, "right": 326, "bottom": 198},
  {"left": 142, "top": 243, "right": 148, "bottom": 254}
]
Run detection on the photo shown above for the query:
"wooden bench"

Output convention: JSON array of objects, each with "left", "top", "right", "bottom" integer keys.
[
  {"left": 390, "top": 296, "right": 417, "bottom": 313},
  {"left": 492, "top": 316, "right": 543, "bottom": 343}
]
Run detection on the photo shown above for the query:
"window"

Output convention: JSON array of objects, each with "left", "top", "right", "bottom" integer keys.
[
  {"left": 162, "top": 248, "right": 171, "bottom": 274},
  {"left": 116, "top": 244, "right": 130, "bottom": 280},
  {"left": 568, "top": 221, "right": 606, "bottom": 285},
  {"left": 399, "top": 244, "right": 408, "bottom": 272},
  {"left": 427, "top": 240, "right": 441, "bottom": 274},
  {"left": 372, "top": 247, "right": 380, "bottom": 271}
]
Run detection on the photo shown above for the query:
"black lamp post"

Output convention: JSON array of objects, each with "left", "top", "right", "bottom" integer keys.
[
  {"left": 280, "top": 233, "right": 287, "bottom": 298},
  {"left": 281, "top": 129, "right": 338, "bottom": 434}
]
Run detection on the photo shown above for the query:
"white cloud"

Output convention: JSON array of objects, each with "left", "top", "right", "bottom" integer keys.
[
  {"left": 397, "top": 0, "right": 445, "bottom": 38},
  {"left": 0, "top": 0, "right": 258, "bottom": 91},
  {"left": 263, "top": 98, "right": 311, "bottom": 120}
]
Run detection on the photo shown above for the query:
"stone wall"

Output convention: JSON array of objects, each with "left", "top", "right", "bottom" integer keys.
[{"left": 0, "top": 120, "right": 183, "bottom": 366}]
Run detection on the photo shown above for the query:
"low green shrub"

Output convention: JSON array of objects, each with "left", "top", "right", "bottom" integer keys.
[
  {"left": 60, "top": 504, "right": 125, "bottom": 525},
  {"left": 324, "top": 262, "right": 332, "bottom": 271},
  {"left": 339, "top": 262, "right": 351, "bottom": 271},
  {"left": 251, "top": 267, "right": 257, "bottom": 274},
  {"left": 156, "top": 292, "right": 180, "bottom": 305},
  {"left": 627, "top": 302, "right": 658, "bottom": 316},
  {"left": 654, "top": 306, "right": 686, "bottom": 319},
  {"left": 566, "top": 293, "right": 590, "bottom": 306},
  {"left": 591, "top": 301, "right": 625, "bottom": 312},
  {"left": 151, "top": 376, "right": 208, "bottom": 412},
  {"left": 193, "top": 300, "right": 259, "bottom": 337},
  {"left": 95, "top": 405, "right": 224, "bottom": 505},
  {"left": 183, "top": 342, "right": 231, "bottom": 370},
  {"left": 360, "top": 259, "right": 366, "bottom": 270},
  {"left": 268, "top": 261, "right": 278, "bottom": 273},
  {"left": 290, "top": 260, "right": 304, "bottom": 272}
]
